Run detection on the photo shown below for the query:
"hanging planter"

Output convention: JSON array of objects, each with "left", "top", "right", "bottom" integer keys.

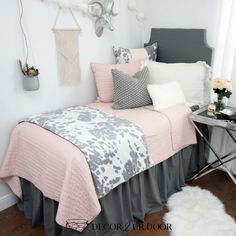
[
  {"left": 19, "top": 60, "right": 40, "bottom": 91},
  {"left": 22, "top": 76, "right": 40, "bottom": 91},
  {"left": 19, "top": 0, "right": 40, "bottom": 91}
]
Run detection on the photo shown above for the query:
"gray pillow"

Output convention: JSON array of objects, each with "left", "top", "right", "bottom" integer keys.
[{"left": 112, "top": 67, "right": 152, "bottom": 109}]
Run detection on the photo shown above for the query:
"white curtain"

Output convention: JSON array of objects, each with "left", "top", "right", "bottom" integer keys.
[
  {"left": 209, "top": 0, "right": 236, "bottom": 175},
  {"left": 213, "top": 0, "right": 236, "bottom": 81}
]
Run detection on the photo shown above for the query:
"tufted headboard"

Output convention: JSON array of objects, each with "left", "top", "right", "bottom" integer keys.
[{"left": 144, "top": 28, "right": 213, "bottom": 65}]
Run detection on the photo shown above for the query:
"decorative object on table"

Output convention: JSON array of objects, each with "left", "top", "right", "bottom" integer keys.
[
  {"left": 164, "top": 186, "right": 236, "bottom": 236},
  {"left": 212, "top": 77, "right": 233, "bottom": 112},
  {"left": 220, "top": 108, "right": 235, "bottom": 117},
  {"left": 127, "top": 0, "right": 145, "bottom": 22},
  {"left": 19, "top": 0, "right": 40, "bottom": 91},
  {"left": 87, "top": 0, "right": 118, "bottom": 37},
  {"left": 207, "top": 104, "right": 216, "bottom": 116},
  {"left": 52, "top": 7, "right": 81, "bottom": 85}
]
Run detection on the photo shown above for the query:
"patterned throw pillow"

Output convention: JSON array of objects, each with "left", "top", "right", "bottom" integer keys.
[
  {"left": 112, "top": 67, "right": 152, "bottom": 109},
  {"left": 113, "top": 43, "right": 158, "bottom": 64}
]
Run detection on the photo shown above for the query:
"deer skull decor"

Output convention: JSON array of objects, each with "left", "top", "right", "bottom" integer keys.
[{"left": 88, "top": 0, "right": 118, "bottom": 37}]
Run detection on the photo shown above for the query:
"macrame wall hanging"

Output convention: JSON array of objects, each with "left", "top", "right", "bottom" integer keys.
[{"left": 52, "top": 8, "right": 81, "bottom": 85}]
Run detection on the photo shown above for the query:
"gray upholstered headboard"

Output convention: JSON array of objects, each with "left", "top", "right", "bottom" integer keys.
[{"left": 144, "top": 28, "right": 213, "bottom": 65}]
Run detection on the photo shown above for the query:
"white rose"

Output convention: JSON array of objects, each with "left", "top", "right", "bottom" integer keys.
[
  {"left": 212, "top": 77, "right": 231, "bottom": 91},
  {"left": 226, "top": 80, "right": 233, "bottom": 92},
  {"left": 211, "top": 78, "right": 220, "bottom": 89}
]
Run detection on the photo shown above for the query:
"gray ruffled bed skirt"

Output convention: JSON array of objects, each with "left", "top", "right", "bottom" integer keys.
[{"left": 18, "top": 125, "right": 208, "bottom": 236}]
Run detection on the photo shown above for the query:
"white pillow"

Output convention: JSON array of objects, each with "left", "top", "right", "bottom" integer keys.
[
  {"left": 147, "top": 82, "right": 186, "bottom": 111},
  {"left": 143, "top": 61, "right": 212, "bottom": 106}
]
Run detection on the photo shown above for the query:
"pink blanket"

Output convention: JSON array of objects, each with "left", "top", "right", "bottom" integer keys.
[{"left": 0, "top": 103, "right": 196, "bottom": 232}]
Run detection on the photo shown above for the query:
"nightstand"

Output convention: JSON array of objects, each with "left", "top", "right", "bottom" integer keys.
[{"left": 189, "top": 106, "right": 236, "bottom": 184}]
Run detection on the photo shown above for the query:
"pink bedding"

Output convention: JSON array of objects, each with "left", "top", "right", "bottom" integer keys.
[{"left": 0, "top": 102, "right": 196, "bottom": 232}]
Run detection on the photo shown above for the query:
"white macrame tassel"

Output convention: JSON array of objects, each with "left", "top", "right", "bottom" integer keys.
[{"left": 52, "top": 8, "right": 81, "bottom": 85}]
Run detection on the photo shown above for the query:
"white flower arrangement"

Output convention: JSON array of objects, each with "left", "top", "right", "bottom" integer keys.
[{"left": 211, "top": 77, "right": 233, "bottom": 98}]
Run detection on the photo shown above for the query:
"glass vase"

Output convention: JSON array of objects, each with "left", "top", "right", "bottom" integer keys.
[{"left": 215, "top": 94, "right": 226, "bottom": 112}]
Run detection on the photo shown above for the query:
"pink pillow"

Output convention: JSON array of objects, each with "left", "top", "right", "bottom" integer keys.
[{"left": 91, "top": 62, "right": 141, "bottom": 102}]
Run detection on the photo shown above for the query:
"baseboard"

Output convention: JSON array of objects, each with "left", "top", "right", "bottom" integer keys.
[{"left": 0, "top": 193, "right": 18, "bottom": 211}]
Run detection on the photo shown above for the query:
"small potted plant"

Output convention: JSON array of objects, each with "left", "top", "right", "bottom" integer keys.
[
  {"left": 211, "top": 77, "right": 233, "bottom": 112},
  {"left": 19, "top": 60, "right": 40, "bottom": 91},
  {"left": 18, "top": 0, "right": 40, "bottom": 91}
]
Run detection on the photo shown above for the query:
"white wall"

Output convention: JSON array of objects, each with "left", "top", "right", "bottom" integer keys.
[
  {"left": 0, "top": 0, "right": 143, "bottom": 210},
  {"left": 141, "top": 0, "right": 222, "bottom": 60}
]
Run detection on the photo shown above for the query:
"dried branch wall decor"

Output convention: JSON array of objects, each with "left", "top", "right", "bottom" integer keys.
[{"left": 19, "top": 0, "right": 40, "bottom": 91}]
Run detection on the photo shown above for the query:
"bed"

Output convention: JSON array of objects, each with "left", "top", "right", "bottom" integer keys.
[{"left": 0, "top": 28, "right": 212, "bottom": 236}]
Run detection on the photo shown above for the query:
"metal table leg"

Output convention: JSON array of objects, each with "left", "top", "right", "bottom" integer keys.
[
  {"left": 226, "top": 129, "right": 236, "bottom": 144},
  {"left": 189, "top": 121, "right": 236, "bottom": 184}
]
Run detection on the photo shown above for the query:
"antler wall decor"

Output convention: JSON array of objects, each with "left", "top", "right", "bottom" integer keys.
[{"left": 88, "top": 0, "right": 118, "bottom": 37}]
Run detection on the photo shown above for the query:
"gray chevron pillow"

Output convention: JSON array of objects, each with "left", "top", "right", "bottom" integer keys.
[{"left": 112, "top": 67, "right": 152, "bottom": 109}]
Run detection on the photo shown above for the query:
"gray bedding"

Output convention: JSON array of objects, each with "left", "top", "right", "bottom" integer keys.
[
  {"left": 23, "top": 105, "right": 154, "bottom": 197},
  {"left": 17, "top": 27, "right": 212, "bottom": 236},
  {"left": 18, "top": 124, "right": 209, "bottom": 236}
]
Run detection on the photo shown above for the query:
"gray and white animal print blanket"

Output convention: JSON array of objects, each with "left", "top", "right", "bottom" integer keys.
[{"left": 23, "top": 106, "right": 154, "bottom": 197}]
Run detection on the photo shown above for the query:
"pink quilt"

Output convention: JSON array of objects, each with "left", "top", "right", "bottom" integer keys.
[{"left": 0, "top": 103, "right": 196, "bottom": 232}]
